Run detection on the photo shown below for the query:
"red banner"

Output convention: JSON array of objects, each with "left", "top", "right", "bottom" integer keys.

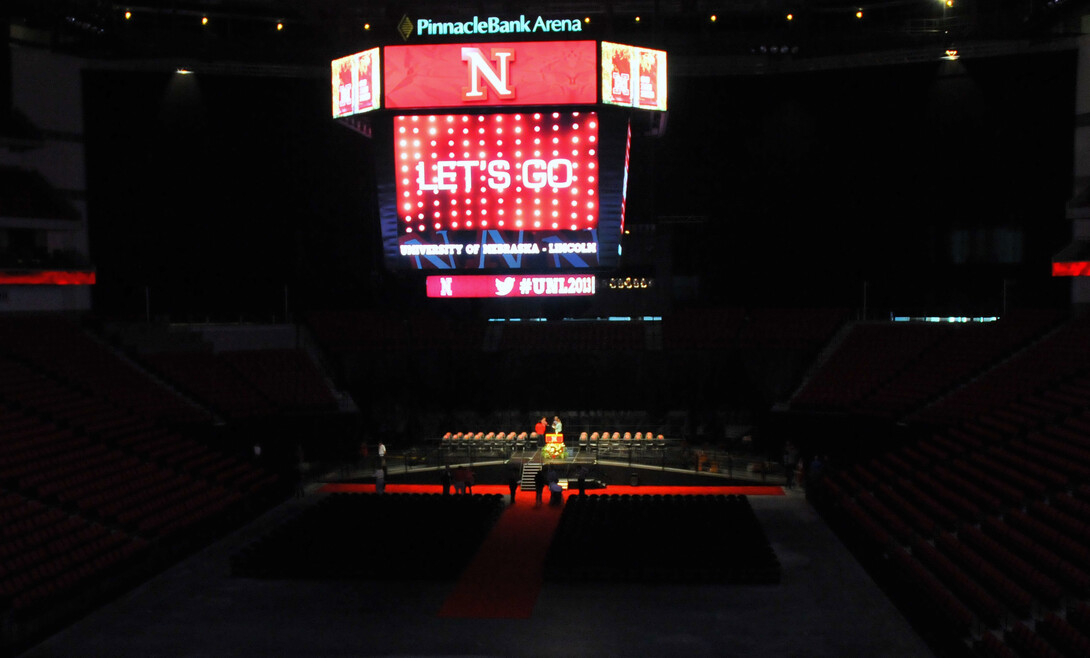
[
  {"left": 384, "top": 41, "right": 597, "bottom": 110},
  {"left": 1052, "top": 261, "right": 1090, "bottom": 276},
  {"left": 0, "top": 270, "right": 96, "bottom": 285},
  {"left": 426, "top": 274, "right": 596, "bottom": 297}
]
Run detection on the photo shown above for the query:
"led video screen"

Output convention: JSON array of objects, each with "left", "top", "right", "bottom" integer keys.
[
  {"left": 383, "top": 41, "right": 597, "bottom": 110},
  {"left": 331, "top": 47, "right": 381, "bottom": 118},
  {"left": 601, "top": 42, "right": 667, "bottom": 111},
  {"left": 377, "top": 110, "right": 629, "bottom": 271}
]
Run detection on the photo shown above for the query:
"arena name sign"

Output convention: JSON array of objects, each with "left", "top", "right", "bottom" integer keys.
[{"left": 413, "top": 15, "right": 584, "bottom": 37}]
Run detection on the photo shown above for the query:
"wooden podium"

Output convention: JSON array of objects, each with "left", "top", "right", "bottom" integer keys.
[{"left": 545, "top": 433, "right": 564, "bottom": 444}]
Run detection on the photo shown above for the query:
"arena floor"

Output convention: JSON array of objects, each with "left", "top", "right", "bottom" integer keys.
[{"left": 18, "top": 475, "right": 935, "bottom": 658}]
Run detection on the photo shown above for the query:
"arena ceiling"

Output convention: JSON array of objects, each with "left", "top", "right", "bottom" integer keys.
[{"left": 6, "top": 1, "right": 1088, "bottom": 70}]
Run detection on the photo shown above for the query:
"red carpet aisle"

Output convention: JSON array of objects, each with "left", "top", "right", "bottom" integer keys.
[{"left": 437, "top": 502, "right": 563, "bottom": 618}]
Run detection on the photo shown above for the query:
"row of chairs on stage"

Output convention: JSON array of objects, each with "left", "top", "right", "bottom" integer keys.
[
  {"left": 583, "top": 431, "right": 667, "bottom": 454},
  {"left": 440, "top": 430, "right": 668, "bottom": 453}
]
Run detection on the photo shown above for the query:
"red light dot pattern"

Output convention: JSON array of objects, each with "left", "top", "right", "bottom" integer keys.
[{"left": 395, "top": 112, "right": 598, "bottom": 234}]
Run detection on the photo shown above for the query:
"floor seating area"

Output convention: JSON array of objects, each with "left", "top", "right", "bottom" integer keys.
[
  {"left": 230, "top": 492, "right": 506, "bottom": 580},
  {"left": 545, "top": 494, "right": 780, "bottom": 584}
]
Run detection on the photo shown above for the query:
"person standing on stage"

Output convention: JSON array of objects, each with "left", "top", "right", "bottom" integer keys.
[
  {"left": 552, "top": 415, "right": 563, "bottom": 435},
  {"left": 535, "top": 416, "right": 548, "bottom": 437}
]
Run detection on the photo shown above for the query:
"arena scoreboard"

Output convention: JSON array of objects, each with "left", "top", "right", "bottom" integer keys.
[{"left": 332, "top": 32, "right": 665, "bottom": 295}]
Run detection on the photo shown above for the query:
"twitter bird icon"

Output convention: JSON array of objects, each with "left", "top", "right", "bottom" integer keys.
[{"left": 495, "top": 277, "right": 516, "bottom": 296}]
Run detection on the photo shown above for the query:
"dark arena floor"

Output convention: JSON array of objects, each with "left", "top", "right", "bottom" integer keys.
[{"left": 18, "top": 465, "right": 935, "bottom": 658}]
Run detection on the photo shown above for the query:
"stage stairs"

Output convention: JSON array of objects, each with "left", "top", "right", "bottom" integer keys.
[{"left": 520, "top": 461, "right": 541, "bottom": 491}]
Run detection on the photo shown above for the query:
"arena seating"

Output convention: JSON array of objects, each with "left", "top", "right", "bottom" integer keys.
[
  {"left": 792, "top": 311, "right": 1065, "bottom": 418},
  {"left": 0, "top": 318, "right": 284, "bottom": 631},
  {"left": 498, "top": 321, "right": 646, "bottom": 352},
  {"left": 0, "top": 317, "right": 205, "bottom": 424},
  {"left": 805, "top": 311, "right": 1090, "bottom": 657},
  {"left": 914, "top": 313, "right": 1090, "bottom": 425},
  {"left": 306, "top": 309, "right": 486, "bottom": 353},
  {"left": 143, "top": 351, "right": 277, "bottom": 419},
  {"left": 661, "top": 307, "right": 747, "bottom": 350},
  {"left": 220, "top": 349, "right": 337, "bottom": 412}
]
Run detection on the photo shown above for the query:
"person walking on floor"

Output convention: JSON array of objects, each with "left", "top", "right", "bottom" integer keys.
[
  {"left": 440, "top": 466, "right": 452, "bottom": 495},
  {"left": 506, "top": 459, "right": 521, "bottom": 505},
  {"left": 534, "top": 466, "right": 545, "bottom": 506},
  {"left": 374, "top": 460, "right": 385, "bottom": 494}
]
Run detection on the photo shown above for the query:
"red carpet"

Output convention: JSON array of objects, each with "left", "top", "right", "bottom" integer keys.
[
  {"left": 437, "top": 502, "right": 563, "bottom": 618},
  {"left": 320, "top": 483, "right": 784, "bottom": 496}
]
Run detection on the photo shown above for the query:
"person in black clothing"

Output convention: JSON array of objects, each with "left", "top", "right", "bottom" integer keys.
[
  {"left": 534, "top": 467, "right": 545, "bottom": 506},
  {"left": 546, "top": 466, "right": 562, "bottom": 506},
  {"left": 506, "top": 459, "right": 521, "bottom": 505},
  {"left": 577, "top": 466, "right": 587, "bottom": 497},
  {"left": 440, "top": 466, "right": 452, "bottom": 495}
]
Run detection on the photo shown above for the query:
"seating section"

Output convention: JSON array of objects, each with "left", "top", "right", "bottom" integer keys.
[
  {"left": 0, "top": 489, "right": 149, "bottom": 614},
  {"left": 143, "top": 352, "right": 277, "bottom": 419},
  {"left": 0, "top": 166, "right": 80, "bottom": 225},
  {"left": 793, "top": 311, "right": 1063, "bottom": 418},
  {"left": 306, "top": 309, "right": 485, "bottom": 353},
  {"left": 915, "top": 313, "right": 1090, "bottom": 425},
  {"left": 0, "top": 317, "right": 205, "bottom": 424},
  {"left": 813, "top": 313, "right": 1090, "bottom": 656},
  {"left": 0, "top": 318, "right": 284, "bottom": 632},
  {"left": 497, "top": 321, "right": 646, "bottom": 352},
  {"left": 660, "top": 307, "right": 848, "bottom": 352},
  {"left": 793, "top": 323, "right": 947, "bottom": 411},
  {"left": 220, "top": 349, "right": 337, "bottom": 412},
  {"left": 545, "top": 494, "right": 779, "bottom": 583}
]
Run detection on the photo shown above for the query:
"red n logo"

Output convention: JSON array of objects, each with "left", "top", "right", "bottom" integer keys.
[{"left": 461, "top": 47, "right": 516, "bottom": 102}]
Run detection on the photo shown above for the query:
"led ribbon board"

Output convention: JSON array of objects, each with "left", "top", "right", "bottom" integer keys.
[{"left": 426, "top": 274, "right": 596, "bottom": 298}]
